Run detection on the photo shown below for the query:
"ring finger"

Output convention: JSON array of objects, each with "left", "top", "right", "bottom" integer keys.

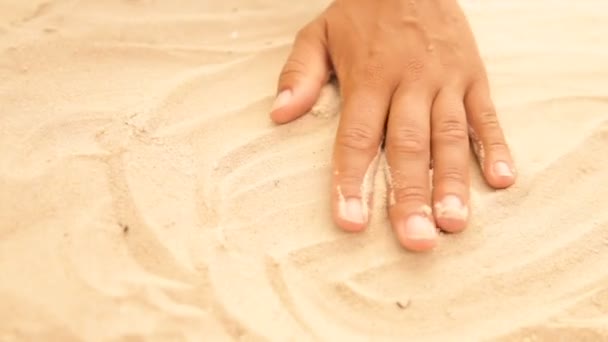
[{"left": 431, "top": 88, "right": 471, "bottom": 233}]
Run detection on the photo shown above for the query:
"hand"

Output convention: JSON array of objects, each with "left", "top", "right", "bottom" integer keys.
[{"left": 269, "top": 0, "right": 516, "bottom": 252}]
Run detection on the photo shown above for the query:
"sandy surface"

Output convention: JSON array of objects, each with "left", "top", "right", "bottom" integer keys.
[{"left": 1, "top": 0, "right": 608, "bottom": 341}]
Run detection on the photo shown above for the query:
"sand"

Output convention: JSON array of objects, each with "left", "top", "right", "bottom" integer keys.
[{"left": 1, "top": 0, "right": 608, "bottom": 341}]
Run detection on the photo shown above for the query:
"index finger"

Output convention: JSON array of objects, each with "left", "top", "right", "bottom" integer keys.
[{"left": 331, "top": 79, "right": 392, "bottom": 232}]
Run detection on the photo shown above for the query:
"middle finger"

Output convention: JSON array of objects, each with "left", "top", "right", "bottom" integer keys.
[{"left": 385, "top": 85, "right": 437, "bottom": 252}]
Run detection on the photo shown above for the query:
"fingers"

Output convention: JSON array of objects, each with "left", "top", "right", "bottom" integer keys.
[
  {"left": 465, "top": 79, "right": 516, "bottom": 189},
  {"left": 431, "top": 89, "right": 470, "bottom": 233},
  {"left": 270, "top": 18, "right": 332, "bottom": 124},
  {"left": 331, "top": 78, "right": 393, "bottom": 232},
  {"left": 385, "top": 87, "right": 437, "bottom": 252}
]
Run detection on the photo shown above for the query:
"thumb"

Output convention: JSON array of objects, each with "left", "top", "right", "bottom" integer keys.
[{"left": 270, "top": 18, "right": 331, "bottom": 124}]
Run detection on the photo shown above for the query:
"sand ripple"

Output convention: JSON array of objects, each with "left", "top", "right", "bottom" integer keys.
[{"left": 1, "top": 0, "right": 608, "bottom": 341}]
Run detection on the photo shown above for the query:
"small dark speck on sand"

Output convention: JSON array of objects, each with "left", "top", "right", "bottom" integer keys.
[
  {"left": 120, "top": 223, "right": 129, "bottom": 234},
  {"left": 274, "top": 180, "right": 280, "bottom": 187},
  {"left": 396, "top": 300, "right": 410, "bottom": 310}
]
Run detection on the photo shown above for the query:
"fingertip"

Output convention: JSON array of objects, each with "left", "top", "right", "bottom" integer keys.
[
  {"left": 433, "top": 195, "right": 469, "bottom": 233},
  {"left": 269, "top": 80, "right": 325, "bottom": 124},
  {"left": 333, "top": 197, "right": 369, "bottom": 233},
  {"left": 435, "top": 217, "right": 467, "bottom": 234},
  {"left": 485, "top": 160, "right": 517, "bottom": 189},
  {"left": 399, "top": 236, "right": 438, "bottom": 253},
  {"left": 396, "top": 215, "right": 438, "bottom": 253},
  {"left": 269, "top": 89, "right": 294, "bottom": 124},
  {"left": 334, "top": 217, "right": 367, "bottom": 233},
  {"left": 272, "top": 18, "right": 330, "bottom": 125},
  {"left": 269, "top": 107, "right": 294, "bottom": 125}
]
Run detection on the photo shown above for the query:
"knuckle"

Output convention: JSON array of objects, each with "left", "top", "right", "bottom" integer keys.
[
  {"left": 388, "top": 126, "right": 427, "bottom": 155},
  {"left": 436, "top": 166, "right": 466, "bottom": 184},
  {"left": 337, "top": 173, "right": 364, "bottom": 190},
  {"left": 476, "top": 110, "right": 509, "bottom": 152},
  {"left": 478, "top": 110, "right": 500, "bottom": 129},
  {"left": 279, "top": 58, "right": 307, "bottom": 82},
  {"left": 404, "top": 58, "right": 426, "bottom": 82},
  {"left": 393, "top": 184, "right": 427, "bottom": 204},
  {"left": 469, "top": 70, "right": 489, "bottom": 85},
  {"left": 362, "top": 62, "right": 384, "bottom": 87},
  {"left": 435, "top": 114, "right": 468, "bottom": 143},
  {"left": 359, "top": 60, "right": 386, "bottom": 88},
  {"left": 337, "top": 123, "right": 378, "bottom": 151},
  {"left": 486, "top": 139, "right": 508, "bottom": 153}
]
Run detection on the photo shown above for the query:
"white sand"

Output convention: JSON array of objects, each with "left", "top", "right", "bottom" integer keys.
[{"left": 1, "top": 0, "right": 608, "bottom": 340}]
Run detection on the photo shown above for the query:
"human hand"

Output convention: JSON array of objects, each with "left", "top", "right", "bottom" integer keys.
[{"left": 270, "top": 0, "right": 516, "bottom": 252}]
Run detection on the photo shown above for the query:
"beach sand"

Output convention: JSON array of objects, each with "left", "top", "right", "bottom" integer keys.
[{"left": 1, "top": 0, "right": 608, "bottom": 340}]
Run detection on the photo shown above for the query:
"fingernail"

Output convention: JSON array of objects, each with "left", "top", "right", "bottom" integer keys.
[
  {"left": 493, "top": 161, "right": 513, "bottom": 177},
  {"left": 341, "top": 198, "right": 365, "bottom": 224},
  {"left": 271, "top": 90, "right": 292, "bottom": 112},
  {"left": 435, "top": 195, "right": 468, "bottom": 220},
  {"left": 402, "top": 215, "right": 437, "bottom": 240}
]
